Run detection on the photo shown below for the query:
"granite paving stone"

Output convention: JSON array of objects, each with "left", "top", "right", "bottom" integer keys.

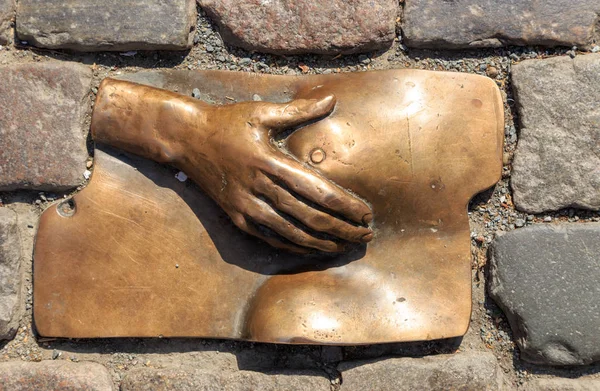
[
  {"left": 0, "top": 0, "right": 14, "bottom": 44},
  {"left": 0, "top": 361, "right": 114, "bottom": 390},
  {"left": 198, "top": 0, "right": 398, "bottom": 54},
  {"left": 403, "top": 0, "right": 600, "bottom": 49},
  {"left": 338, "top": 352, "right": 507, "bottom": 390},
  {"left": 511, "top": 54, "right": 600, "bottom": 213},
  {"left": 524, "top": 378, "right": 600, "bottom": 391},
  {"left": 16, "top": 0, "right": 197, "bottom": 51},
  {"left": 489, "top": 224, "right": 600, "bottom": 365},
  {"left": 121, "top": 367, "right": 330, "bottom": 391},
  {"left": 0, "top": 62, "right": 91, "bottom": 191},
  {"left": 0, "top": 208, "right": 21, "bottom": 340}
]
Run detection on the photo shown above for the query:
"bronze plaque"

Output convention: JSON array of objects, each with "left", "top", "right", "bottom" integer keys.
[{"left": 34, "top": 70, "right": 503, "bottom": 344}]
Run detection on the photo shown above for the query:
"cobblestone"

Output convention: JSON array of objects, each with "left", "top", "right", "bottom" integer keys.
[
  {"left": 338, "top": 352, "right": 507, "bottom": 390},
  {"left": 511, "top": 54, "right": 600, "bottom": 213},
  {"left": 121, "top": 367, "right": 330, "bottom": 391},
  {"left": 523, "top": 378, "right": 600, "bottom": 391},
  {"left": 198, "top": 0, "right": 397, "bottom": 54},
  {"left": 489, "top": 224, "right": 600, "bottom": 365},
  {"left": 16, "top": 0, "right": 196, "bottom": 51},
  {"left": 0, "top": 207, "right": 21, "bottom": 340},
  {"left": 0, "top": 361, "right": 114, "bottom": 390},
  {"left": 403, "top": 0, "right": 600, "bottom": 50},
  {"left": 0, "top": 62, "right": 91, "bottom": 191},
  {"left": 0, "top": 0, "right": 13, "bottom": 44}
]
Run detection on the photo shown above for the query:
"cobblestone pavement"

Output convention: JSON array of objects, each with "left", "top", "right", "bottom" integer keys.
[{"left": 0, "top": 2, "right": 599, "bottom": 390}]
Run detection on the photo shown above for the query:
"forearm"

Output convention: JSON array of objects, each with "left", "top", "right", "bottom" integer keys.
[{"left": 90, "top": 78, "right": 210, "bottom": 165}]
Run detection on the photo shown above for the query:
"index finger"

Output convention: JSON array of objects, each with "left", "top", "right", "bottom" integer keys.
[
  {"left": 258, "top": 95, "right": 336, "bottom": 131},
  {"left": 263, "top": 155, "right": 373, "bottom": 226}
]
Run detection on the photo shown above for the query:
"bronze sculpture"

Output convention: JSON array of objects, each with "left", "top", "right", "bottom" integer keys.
[
  {"left": 91, "top": 79, "right": 374, "bottom": 253},
  {"left": 34, "top": 70, "right": 504, "bottom": 344}
]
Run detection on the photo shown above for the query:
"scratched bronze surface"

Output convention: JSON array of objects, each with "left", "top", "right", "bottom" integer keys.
[{"left": 34, "top": 70, "right": 504, "bottom": 344}]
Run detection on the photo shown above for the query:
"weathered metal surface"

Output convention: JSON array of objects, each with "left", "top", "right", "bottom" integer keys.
[{"left": 34, "top": 70, "right": 503, "bottom": 344}]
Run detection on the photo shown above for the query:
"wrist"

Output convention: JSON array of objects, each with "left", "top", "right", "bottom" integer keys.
[{"left": 91, "top": 78, "right": 206, "bottom": 166}]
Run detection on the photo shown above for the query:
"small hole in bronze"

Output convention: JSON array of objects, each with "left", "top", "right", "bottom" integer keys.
[{"left": 57, "top": 198, "right": 76, "bottom": 218}]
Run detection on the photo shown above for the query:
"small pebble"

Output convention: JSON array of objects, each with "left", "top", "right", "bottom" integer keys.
[
  {"left": 192, "top": 88, "right": 201, "bottom": 99},
  {"left": 486, "top": 66, "right": 499, "bottom": 78},
  {"left": 515, "top": 219, "right": 525, "bottom": 228},
  {"left": 175, "top": 171, "right": 188, "bottom": 182},
  {"left": 543, "top": 216, "right": 552, "bottom": 222}
]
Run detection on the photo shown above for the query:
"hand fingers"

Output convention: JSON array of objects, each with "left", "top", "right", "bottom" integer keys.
[
  {"left": 229, "top": 212, "right": 309, "bottom": 254},
  {"left": 263, "top": 156, "right": 373, "bottom": 226},
  {"left": 255, "top": 175, "right": 373, "bottom": 243},
  {"left": 258, "top": 94, "right": 336, "bottom": 131},
  {"left": 244, "top": 198, "right": 347, "bottom": 253}
]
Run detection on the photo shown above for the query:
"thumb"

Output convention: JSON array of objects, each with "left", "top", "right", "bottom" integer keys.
[{"left": 258, "top": 94, "right": 336, "bottom": 132}]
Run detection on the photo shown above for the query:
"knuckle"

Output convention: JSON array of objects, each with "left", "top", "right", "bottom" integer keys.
[{"left": 230, "top": 213, "right": 247, "bottom": 230}]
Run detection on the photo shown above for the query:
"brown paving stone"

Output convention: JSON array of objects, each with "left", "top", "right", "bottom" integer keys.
[
  {"left": 0, "top": 62, "right": 91, "bottom": 191},
  {"left": 0, "top": 0, "right": 14, "bottom": 44},
  {"left": 0, "top": 361, "right": 114, "bottom": 391},
  {"left": 16, "top": 0, "right": 197, "bottom": 51},
  {"left": 403, "top": 0, "right": 600, "bottom": 50},
  {"left": 338, "top": 352, "right": 508, "bottom": 391},
  {"left": 198, "top": 0, "right": 398, "bottom": 54},
  {"left": 524, "top": 378, "right": 600, "bottom": 391},
  {"left": 0, "top": 207, "right": 21, "bottom": 340},
  {"left": 511, "top": 54, "right": 600, "bottom": 213},
  {"left": 121, "top": 367, "right": 330, "bottom": 391}
]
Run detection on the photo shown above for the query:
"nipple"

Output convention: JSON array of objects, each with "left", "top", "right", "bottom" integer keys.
[{"left": 309, "top": 148, "right": 326, "bottom": 164}]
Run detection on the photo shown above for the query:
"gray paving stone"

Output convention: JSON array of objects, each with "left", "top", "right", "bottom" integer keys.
[
  {"left": 403, "top": 0, "right": 600, "bottom": 49},
  {"left": 510, "top": 54, "right": 600, "bottom": 213},
  {"left": 338, "top": 352, "right": 507, "bottom": 391},
  {"left": 121, "top": 367, "right": 330, "bottom": 391},
  {"left": 0, "top": 361, "right": 114, "bottom": 390},
  {"left": 198, "top": 0, "right": 397, "bottom": 54},
  {"left": 524, "top": 378, "right": 600, "bottom": 391},
  {"left": 0, "top": 0, "right": 14, "bottom": 44},
  {"left": 0, "top": 208, "right": 21, "bottom": 340},
  {"left": 489, "top": 224, "right": 600, "bottom": 366},
  {"left": 0, "top": 62, "right": 91, "bottom": 191},
  {"left": 16, "top": 0, "right": 196, "bottom": 51}
]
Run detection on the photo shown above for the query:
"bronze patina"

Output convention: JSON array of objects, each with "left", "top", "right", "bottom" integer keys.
[{"left": 34, "top": 70, "right": 504, "bottom": 344}]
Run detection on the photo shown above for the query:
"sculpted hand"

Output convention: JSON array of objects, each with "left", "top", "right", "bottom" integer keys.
[
  {"left": 92, "top": 79, "right": 373, "bottom": 253},
  {"left": 182, "top": 96, "right": 373, "bottom": 253}
]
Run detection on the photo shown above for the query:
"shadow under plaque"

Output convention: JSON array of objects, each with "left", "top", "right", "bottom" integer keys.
[{"left": 33, "top": 70, "right": 504, "bottom": 344}]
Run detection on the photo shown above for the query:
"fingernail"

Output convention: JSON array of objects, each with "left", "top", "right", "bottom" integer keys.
[
  {"left": 361, "top": 233, "right": 374, "bottom": 243},
  {"left": 362, "top": 213, "right": 373, "bottom": 224},
  {"left": 319, "top": 95, "right": 335, "bottom": 109}
]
